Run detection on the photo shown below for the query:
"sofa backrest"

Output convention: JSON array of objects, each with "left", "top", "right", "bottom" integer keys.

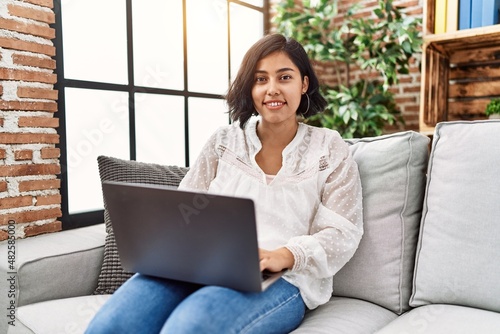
[
  {"left": 333, "top": 131, "right": 430, "bottom": 314},
  {"left": 410, "top": 120, "right": 500, "bottom": 313}
]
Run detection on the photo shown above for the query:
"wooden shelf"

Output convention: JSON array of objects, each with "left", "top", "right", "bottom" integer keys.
[
  {"left": 424, "top": 24, "right": 500, "bottom": 51},
  {"left": 419, "top": 23, "right": 500, "bottom": 134}
]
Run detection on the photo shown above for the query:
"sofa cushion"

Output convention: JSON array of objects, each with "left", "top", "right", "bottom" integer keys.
[
  {"left": 10, "top": 295, "right": 111, "bottom": 334},
  {"left": 411, "top": 120, "right": 500, "bottom": 313},
  {"left": 0, "top": 225, "right": 105, "bottom": 334},
  {"left": 291, "top": 297, "right": 398, "bottom": 334},
  {"left": 94, "top": 156, "right": 188, "bottom": 295},
  {"left": 332, "top": 131, "right": 430, "bottom": 314},
  {"left": 375, "top": 304, "right": 500, "bottom": 333}
]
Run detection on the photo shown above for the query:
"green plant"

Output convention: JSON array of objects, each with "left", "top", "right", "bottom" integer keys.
[
  {"left": 274, "top": 0, "right": 422, "bottom": 138},
  {"left": 485, "top": 98, "right": 500, "bottom": 116}
]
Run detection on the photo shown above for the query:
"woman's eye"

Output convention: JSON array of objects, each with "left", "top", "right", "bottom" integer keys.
[
  {"left": 281, "top": 74, "right": 292, "bottom": 80},
  {"left": 255, "top": 77, "right": 267, "bottom": 83}
]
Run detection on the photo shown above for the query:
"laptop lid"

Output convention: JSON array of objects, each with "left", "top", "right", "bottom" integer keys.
[{"left": 101, "top": 180, "right": 282, "bottom": 292}]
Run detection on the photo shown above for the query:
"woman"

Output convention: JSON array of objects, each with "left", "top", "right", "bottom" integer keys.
[{"left": 86, "top": 33, "right": 363, "bottom": 334}]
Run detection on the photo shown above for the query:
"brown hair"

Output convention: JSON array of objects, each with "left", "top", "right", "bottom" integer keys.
[{"left": 225, "top": 33, "right": 327, "bottom": 128}]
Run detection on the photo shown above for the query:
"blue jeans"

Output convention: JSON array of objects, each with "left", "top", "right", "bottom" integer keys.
[{"left": 85, "top": 273, "right": 305, "bottom": 334}]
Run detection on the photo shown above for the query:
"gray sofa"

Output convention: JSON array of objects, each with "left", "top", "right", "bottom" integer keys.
[{"left": 2, "top": 120, "right": 500, "bottom": 333}]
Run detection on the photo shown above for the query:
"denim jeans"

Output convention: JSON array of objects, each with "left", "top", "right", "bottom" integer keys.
[{"left": 85, "top": 273, "right": 305, "bottom": 334}]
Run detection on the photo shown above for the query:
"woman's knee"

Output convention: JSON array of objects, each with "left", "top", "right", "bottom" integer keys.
[
  {"left": 85, "top": 303, "right": 127, "bottom": 334},
  {"left": 160, "top": 286, "right": 239, "bottom": 333},
  {"left": 86, "top": 274, "right": 200, "bottom": 333}
]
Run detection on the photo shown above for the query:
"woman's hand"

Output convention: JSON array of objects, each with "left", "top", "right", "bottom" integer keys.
[{"left": 259, "top": 247, "right": 295, "bottom": 272}]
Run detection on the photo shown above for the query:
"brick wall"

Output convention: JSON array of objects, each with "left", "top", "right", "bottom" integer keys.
[
  {"left": 269, "top": 0, "right": 424, "bottom": 131},
  {"left": 0, "top": 0, "right": 61, "bottom": 241}
]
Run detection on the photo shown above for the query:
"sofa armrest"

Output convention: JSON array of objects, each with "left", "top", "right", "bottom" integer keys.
[{"left": 0, "top": 224, "right": 105, "bottom": 310}]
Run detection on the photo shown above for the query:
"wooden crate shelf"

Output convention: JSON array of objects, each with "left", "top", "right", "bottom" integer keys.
[{"left": 419, "top": 0, "right": 500, "bottom": 135}]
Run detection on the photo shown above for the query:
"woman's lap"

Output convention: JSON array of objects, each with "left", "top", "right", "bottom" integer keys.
[
  {"left": 161, "top": 278, "right": 305, "bottom": 333},
  {"left": 85, "top": 274, "right": 305, "bottom": 334}
]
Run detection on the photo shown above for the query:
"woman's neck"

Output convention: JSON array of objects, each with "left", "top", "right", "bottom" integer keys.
[
  {"left": 256, "top": 118, "right": 299, "bottom": 147},
  {"left": 254, "top": 119, "right": 299, "bottom": 175}
]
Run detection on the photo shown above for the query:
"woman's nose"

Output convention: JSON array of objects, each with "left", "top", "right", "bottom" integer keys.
[{"left": 267, "top": 80, "right": 280, "bottom": 96}]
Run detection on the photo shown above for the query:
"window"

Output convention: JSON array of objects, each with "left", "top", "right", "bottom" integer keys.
[{"left": 54, "top": 0, "right": 269, "bottom": 229}]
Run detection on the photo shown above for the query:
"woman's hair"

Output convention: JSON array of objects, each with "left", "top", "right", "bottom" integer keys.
[{"left": 225, "top": 33, "right": 327, "bottom": 128}]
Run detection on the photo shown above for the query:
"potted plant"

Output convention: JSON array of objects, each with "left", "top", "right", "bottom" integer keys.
[
  {"left": 485, "top": 98, "right": 500, "bottom": 119},
  {"left": 274, "top": 0, "right": 422, "bottom": 138}
]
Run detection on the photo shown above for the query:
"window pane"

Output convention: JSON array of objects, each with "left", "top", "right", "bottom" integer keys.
[
  {"left": 132, "top": 0, "right": 184, "bottom": 90},
  {"left": 187, "top": 0, "right": 229, "bottom": 94},
  {"left": 188, "top": 97, "right": 229, "bottom": 163},
  {"left": 65, "top": 88, "right": 130, "bottom": 214},
  {"left": 230, "top": 4, "right": 264, "bottom": 82},
  {"left": 135, "top": 94, "right": 185, "bottom": 166},
  {"left": 61, "top": 0, "right": 127, "bottom": 84}
]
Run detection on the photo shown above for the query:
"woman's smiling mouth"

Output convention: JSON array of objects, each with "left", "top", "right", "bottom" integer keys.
[{"left": 264, "top": 101, "right": 286, "bottom": 108}]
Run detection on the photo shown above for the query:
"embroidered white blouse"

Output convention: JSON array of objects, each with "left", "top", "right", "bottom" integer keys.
[{"left": 178, "top": 117, "right": 364, "bottom": 309}]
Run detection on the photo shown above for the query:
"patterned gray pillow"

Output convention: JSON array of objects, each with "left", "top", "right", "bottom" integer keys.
[{"left": 94, "top": 155, "right": 189, "bottom": 295}]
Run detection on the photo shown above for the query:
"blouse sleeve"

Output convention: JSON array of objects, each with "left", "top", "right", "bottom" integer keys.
[
  {"left": 178, "top": 131, "right": 219, "bottom": 192},
  {"left": 285, "top": 138, "right": 364, "bottom": 278}
]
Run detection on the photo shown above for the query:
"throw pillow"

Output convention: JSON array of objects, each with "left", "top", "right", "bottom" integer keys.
[
  {"left": 332, "top": 131, "right": 430, "bottom": 314},
  {"left": 93, "top": 156, "right": 189, "bottom": 295},
  {"left": 410, "top": 120, "right": 500, "bottom": 313}
]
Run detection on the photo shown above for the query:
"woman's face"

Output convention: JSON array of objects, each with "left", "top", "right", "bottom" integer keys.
[{"left": 251, "top": 51, "right": 309, "bottom": 126}]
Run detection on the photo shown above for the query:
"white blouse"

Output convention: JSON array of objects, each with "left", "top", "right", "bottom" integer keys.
[{"left": 179, "top": 116, "right": 363, "bottom": 309}]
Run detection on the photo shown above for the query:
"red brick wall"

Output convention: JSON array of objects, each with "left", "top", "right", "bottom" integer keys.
[
  {"left": 269, "top": 0, "right": 424, "bottom": 132},
  {"left": 0, "top": 0, "right": 61, "bottom": 241}
]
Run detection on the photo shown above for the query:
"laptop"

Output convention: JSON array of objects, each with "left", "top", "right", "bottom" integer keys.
[{"left": 101, "top": 180, "right": 285, "bottom": 292}]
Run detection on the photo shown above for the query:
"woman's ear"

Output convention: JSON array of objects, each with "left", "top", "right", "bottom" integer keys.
[{"left": 302, "top": 76, "right": 309, "bottom": 94}]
